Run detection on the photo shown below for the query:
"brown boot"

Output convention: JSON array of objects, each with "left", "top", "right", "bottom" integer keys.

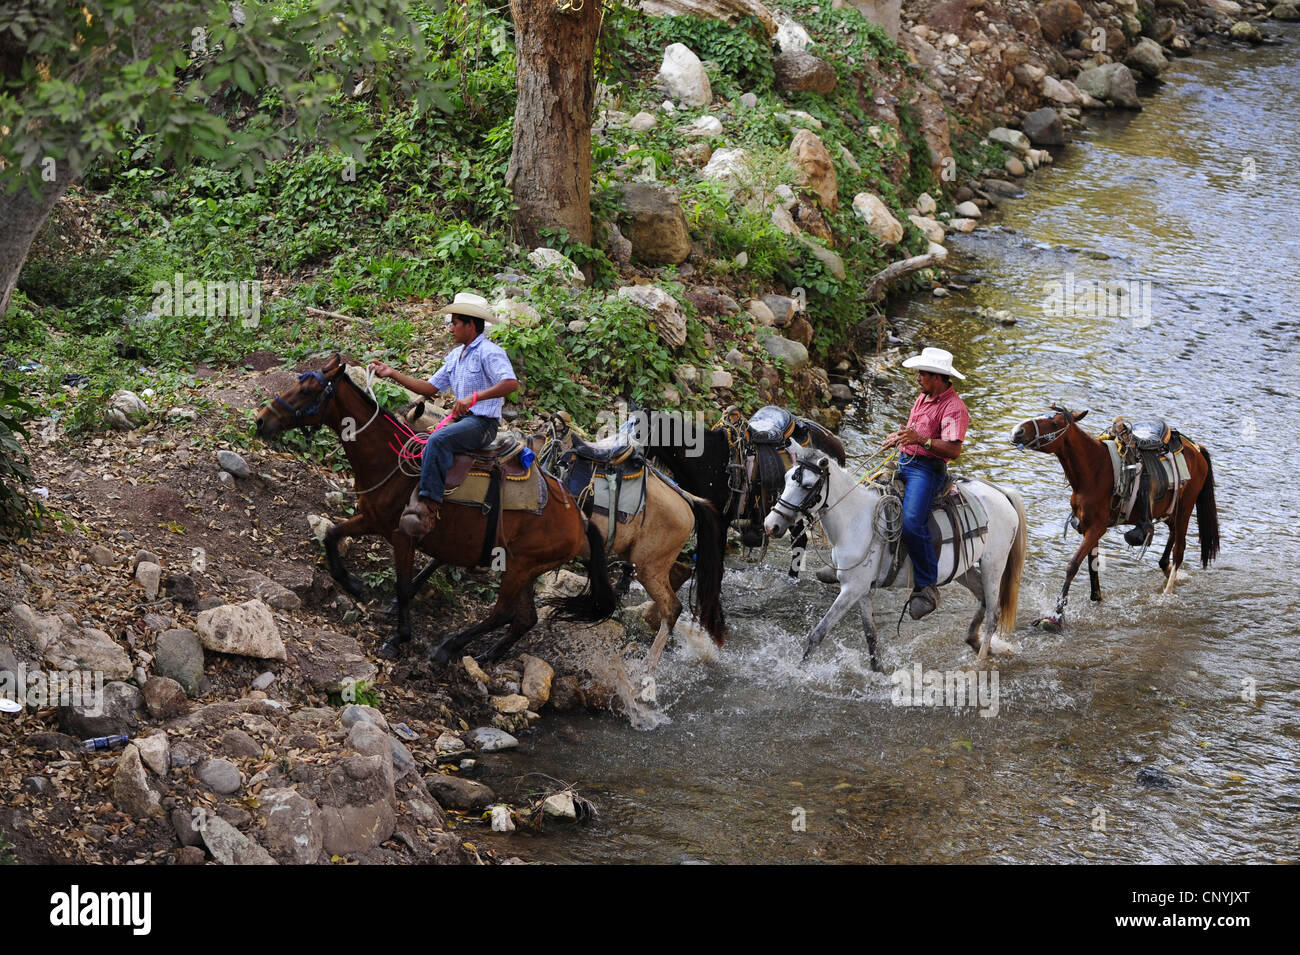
[{"left": 399, "top": 491, "right": 439, "bottom": 538}]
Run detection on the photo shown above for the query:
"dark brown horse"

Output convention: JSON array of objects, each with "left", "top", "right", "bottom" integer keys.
[
  {"left": 254, "top": 355, "right": 617, "bottom": 663},
  {"left": 1011, "top": 404, "right": 1219, "bottom": 631}
]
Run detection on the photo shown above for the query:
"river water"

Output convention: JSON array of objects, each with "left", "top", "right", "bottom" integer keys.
[{"left": 478, "top": 33, "right": 1300, "bottom": 863}]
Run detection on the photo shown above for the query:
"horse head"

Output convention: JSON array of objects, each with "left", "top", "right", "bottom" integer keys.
[
  {"left": 255, "top": 354, "right": 348, "bottom": 440},
  {"left": 1011, "top": 403, "right": 1089, "bottom": 452},
  {"left": 763, "top": 441, "right": 830, "bottom": 539}
]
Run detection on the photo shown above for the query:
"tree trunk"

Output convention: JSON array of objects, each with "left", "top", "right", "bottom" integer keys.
[
  {"left": 506, "top": 0, "right": 603, "bottom": 247},
  {"left": 0, "top": 160, "right": 73, "bottom": 319}
]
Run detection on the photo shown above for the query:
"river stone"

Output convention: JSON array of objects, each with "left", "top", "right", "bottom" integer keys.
[
  {"left": 852, "top": 193, "right": 904, "bottom": 245},
  {"left": 113, "top": 744, "right": 163, "bottom": 818},
  {"left": 549, "top": 675, "right": 586, "bottom": 711},
  {"left": 491, "top": 694, "right": 530, "bottom": 714},
  {"left": 1124, "top": 37, "right": 1169, "bottom": 77},
  {"left": 759, "top": 333, "right": 810, "bottom": 370},
  {"left": 908, "top": 215, "right": 945, "bottom": 243},
  {"left": 60, "top": 681, "right": 143, "bottom": 738},
  {"left": 988, "top": 127, "right": 1031, "bottom": 155},
  {"left": 155, "top": 628, "right": 204, "bottom": 696},
  {"left": 1038, "top": 0, "right": 1084, "bottom": 42},
  {"left": 196, "top": 599, "right": 285, "bottom": 660},
  {"left": 954, "top": 201, "right": 982, "bottom": 219},
  {"left": 1021, "top": 107, "right": 1065, "bottom": 146},
  {"left": 1004, "top": 156, "right": 1026, "bottom": 177},
  {"left": 198, "top": 758, "right": 242, "bottom": 795},
  {"left": 143, "top": 675, "right": 190, "bottom": 720},
  {"left": 520, "top": 655, "right": 554, "bottom": 708},
  {"left": 542, "top": 792, "right": 577, "bottom": 820},
  {"left": 616, "top": 183, "right": 691, "bottom": 265},
  {"left": 1228, "top": 20, "right": 1263, "bottom": 43},
  {"left": 774, "top": 51, "right": 837, "bottom": 95},
  {"left": 1274, "top": 4, "right": 1300, "bottom": 21},
  {"left": 286, "top": 630, "right": 375, "bottom": 693},
  {"left": 1203, "top": 0, "right": 1242, "bottom": 16},
  {"left": 789, "top": 129, "right": 837, "bottom": 211},
  {"left": 468, "top": 727, "right": 518, "bottom": 752},
  {"left": 616, "top": 284, "right": 687, "bottom": 348},
  {"left": 240, "top": 570, "right": 301, "bottom": 611},
  {"left": 1075, "top": 63, "right": 1140, "bottom": 109},
  {"left": 216, "top": 449, "right": 250, "bottom": 478},
  {"left": 200, "top": 815, "right": 277, "bottom": 865},
  {"left": 657, "top": 43, "right": 711, "bottom": 106},
  {"left": 435, "top": 732, "right": 466, "bottom": 756},
  {"left": 1040, "top": 74, "right": 1077, "bottom": 105},
  {"left": 424, "top": 773, "right": 496, "bottom": 810},
  {"left": 258, "top": 788, "right": 323, "bottom": 865},
  {"left": 982, "top": 179, "right": 1024, "bottom": 197}
]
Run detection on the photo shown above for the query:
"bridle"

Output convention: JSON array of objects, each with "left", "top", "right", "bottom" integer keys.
[
  {"left": 769, "top": 456, "right": 830, "bottom": 525},
  {"left": 1018, "top": 409, "right": 1073, "bottom": 451},
  {"left": 270, "top": 370, "right": 339, "bottom": 435}
]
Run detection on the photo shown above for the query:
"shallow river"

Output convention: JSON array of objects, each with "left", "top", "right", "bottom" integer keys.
[{"left": 479, "top": 32, "right": 1300, "bottom": 863}]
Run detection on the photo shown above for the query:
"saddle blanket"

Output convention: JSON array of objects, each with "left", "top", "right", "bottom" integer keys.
[
  {"left": 1102, "top": 440, "right": 1191, "bottom": 521},
  {"left": 883, "top": 481, "right": 990, "bottom": 587},
  {"left": 564, "top": 457, "right": 646, "bottom": 524},
  {"left": 445, "top": 459, "right": 548, "bottom": 514}
]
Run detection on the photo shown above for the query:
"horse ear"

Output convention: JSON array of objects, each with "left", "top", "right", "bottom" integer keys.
[{"left": 1075, "top": 408, "right": 1089, "bottom": 422}]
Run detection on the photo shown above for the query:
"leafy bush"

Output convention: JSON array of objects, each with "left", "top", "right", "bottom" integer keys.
[{"left": 0, "top": 377, "right": 40, "bottom": 538}]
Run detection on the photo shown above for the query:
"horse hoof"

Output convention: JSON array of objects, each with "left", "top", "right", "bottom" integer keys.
[
  {"left": 1033, "top": 617, "right": 1063, "bottom": 634},
  {"left": 428, "top": 645, "right": 452, "bottom": 666},
  {"left": 377, "top": 637, "right": 405, "bottom": 660}
]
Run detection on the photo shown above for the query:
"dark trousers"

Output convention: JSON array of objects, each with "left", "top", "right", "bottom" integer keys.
[
  {"left": 899, "top": 453, "right": 946, "bottom": 589},
  {"left": 417, "top": 415, "right": 498, "bottom": 503}
]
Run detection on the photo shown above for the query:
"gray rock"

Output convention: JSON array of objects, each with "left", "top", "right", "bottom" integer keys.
[
  {"left": 1228, "top": 20, "right": 1263, "bottom": 43},
  {"left": 134, "top": 732, "right": 170, "bottom": 775},
  {"left": 725, "top": 348, "right": 747, "bottom": 367},
  {"left": 199, "top": 814, "right": 277, "bottom": 865},
  {"left": 142, "top": 675, "right": 189, "bottom": 719},
  {"left": 340, "top": 703, "right": 390, "bottom": 732},
  {"left": 163, "top": 572, "right": 198, "bottom": 607},
  {"left": 60, "top": 681, "right": 144, "bottom": 737},
  {"left": 389, "top": 737, "right": 418, "bottom": 778},
  {"left": 23, "top": 776, "right": 53, "bottom": 795},
  {"left": 40, "top": 620, "right": 133, "bottom": 680},
  {"left": 195, "top": 596, "right": 224, "bottom": 611},
  {"left": 251, "top": 671, "right": 275, "bottom": 691},
  {"left": 981, "top": 179, "right": 1024, "bottom": 197},
  {"left": 169, "top": 739, "right": 205, "bottom": 769},
  {"left": 773, "top": 51, "right": 837, "bottom": 95},
  {"left": 88, "top": 544, "right": 117, "bottom": 567},
  {"left": 988, "top": 127, "right": 1031, "bottom": 154},
  {"left": 196, "top": 599, "right": 286, "bottom": 660},
  {"left": 197, "top": 758, "right": 243, "bottom": 795},
  {"left": 171, "top": 807, "right": 203, "bottom": 846},
  {"left": 628, "top": 111, "right": 657, "bottom": 131},
  {"left": 140, "top": 613, "right": 172, "bottom": 632},
  {"left": 1124, "top": 37, "right": 1169, "bottom": 78},
  {"left": 435, "top": 732, "right": 466, "bottom": 756},
  {"left": 24, "top": 730, "right": 83, "bottom": 754},
  {"left": 286, "top": 630, "right": 375, "bottom": 692},
  {"left": 314, "top": 754, "right": 397, "bottom": 856},
  {"left": 1075, "top": 62, "right": 1140, "bottom": 109},
  {"left": 423, "top": 773, "right": 496, "bottom": 810},
  {"left": 1021, "top": 107, "right": 1065, "bottom": 146},
  {"left": 1275, "top": 4, "right": 1300, "bottom": 21},
  {"left": 657, "top": 43, "right": 711, "bottom": 107},
  {"left": 113, "top": 744, "right": 162, "bottom": 818},
  {"left": 795, "top": 235, "right": 846, "bottom": 279},
  {"left": 216, "top": 450, "right": 250, "bottom": 478},
  {"left": 762, "top": 295, "right": 798, "bottom": 326},
  {"left": 108, "top": 390, "right": 148, "bottom": 430},
  {"left": 240, "top": 570, "right": 301, "bottom": 611},
  {"left": 616, "top": 284, "right": 687, "bottom": 349},
  {"left": 155, "top": 629, "right": 204, "bottom": 696},
  {"left": 258, "top": 788, "right": 323, "bottom": 865},
  {"left": 736, "top": 91, "right": 758, "bottom": 109},
  {"left": 615, "top": 183, "right": 691, "bottom": 265},
  {"left": 348, "top": 720, "right": 393, "bottom": 761},
  {"left": 830, "top": 383, "right": 854, "bottom": 401},
  {"left": 132, "top": 549, "right": 160, "bottom": 571},
  {"left": 467, "top": 727, "right": 518, "bottom": 752},
  {"left": 759, "top": 333, "right": 810, "bottom": 370}
]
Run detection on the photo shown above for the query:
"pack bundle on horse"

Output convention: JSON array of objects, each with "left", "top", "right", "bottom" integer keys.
[
  {"left": 529, "top": 414, "right": 726, "bottom": 669},
  {"left": 764, "top": 443, "right": 1027, "bottom": 667},
  {"left": 254, "top": 355, "right": 617, "bottom": 663},
  {"left": 638, "top": 404, "right": 847, "bottom": 573},
  {"left": 1011, "top": 403, "right": 1220, "bottom": 631}
]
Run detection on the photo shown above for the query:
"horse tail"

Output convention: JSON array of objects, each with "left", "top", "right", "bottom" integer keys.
[
  {"left": 688, "top": 496, "right": 727, "bottom": 647},
  {"left": 996, "top": 485, "right": 1028, "bottom": 637},
  {"left": 547, "top": 523, "right": 619, "bottom": 624},
  {"left": 1195, "top": 445, "right": 1220, "bottom": 568}
]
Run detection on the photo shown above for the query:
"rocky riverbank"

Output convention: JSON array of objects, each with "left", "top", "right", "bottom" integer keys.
[{"left": 3, "top": 0, "right": 1288, "bottom": 866}]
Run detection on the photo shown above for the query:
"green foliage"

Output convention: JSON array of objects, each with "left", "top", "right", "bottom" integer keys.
[
  {"left": 332, "top": 678, "right": 381, "bottom": 708},
  {"left": 0, "top": 376, "right": 40, "bottom": 537},
  {"left": 649, "top": 16, "right": 775, "bottom": 95},
  {"left": 0, "top": 828, "right": 14, "bottom": 865}
]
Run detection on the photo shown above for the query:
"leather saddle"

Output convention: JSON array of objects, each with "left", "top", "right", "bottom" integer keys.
[{"left": 569, "top": 435, "right": 641, "bottom": 468}]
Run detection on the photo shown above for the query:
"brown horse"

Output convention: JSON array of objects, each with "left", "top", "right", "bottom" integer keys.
[
  {"left": 528, "top": 415, "right": 727, "bottom": 670},
  {"left": 254, "top": 355, "right": 617, "bottom": 663},
  {"left": 1011, "top": 404, "right": 1219, "bottom": 631}
]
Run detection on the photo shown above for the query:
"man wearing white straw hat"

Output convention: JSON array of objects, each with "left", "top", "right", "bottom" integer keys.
[
  {"left": 881, "top": 346, "right": 971, "bottom": 620},
  {"left": 370, "top": 292, "right": 518, "bottom": 538}
]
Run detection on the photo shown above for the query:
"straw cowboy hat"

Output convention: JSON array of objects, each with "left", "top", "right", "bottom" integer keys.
[
  {"left": 902, "top": 346, "right": 966, "bottom": 380},
  {"left": 435, "top": 291, "right": 502, "bottom": 325}
]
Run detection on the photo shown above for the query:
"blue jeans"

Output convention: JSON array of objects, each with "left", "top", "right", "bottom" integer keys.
[
  {"left": 418, "top": 415, "right": 498, "bottom": 503},
  {"left": 899, "top": 453, "right": 946, "bottom": 589}
]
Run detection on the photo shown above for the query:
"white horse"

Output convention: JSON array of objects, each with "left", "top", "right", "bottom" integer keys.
[{"left": 763, "top": 442, "right": 1028, "bottom": 666}]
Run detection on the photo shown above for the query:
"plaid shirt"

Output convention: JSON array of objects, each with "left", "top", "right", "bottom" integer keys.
[
  {"left": 902, "top": 386, "right": 970, "bottom": 459},
  {"left": 428, "top": 334, "right": 516, "bottom": 419}
]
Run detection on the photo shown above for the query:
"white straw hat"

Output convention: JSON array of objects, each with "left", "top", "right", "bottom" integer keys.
[
  {"left": 902, "top": 346, "right": 966, "bottom": 380},
  {"left": 436, "top": 291, "right": 498, "bottom": 324}
]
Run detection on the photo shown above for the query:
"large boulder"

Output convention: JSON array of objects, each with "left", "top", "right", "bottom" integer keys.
[
  {"left": 789, "top": 129, "right": 838, "bottom": 212},
  {"left": 638, "top": 0, "right": 775, "bottom": 37},
  {"left": 1274, "top": 4, "right": 1300, "bottom": 21},
  {"left": 988, "top": 127, "right": 1031, "bottom": 155},
  {"left": 615, "top": 183, "right": 692, "bottom": 265},
  {"left": 657, "top": 43, "right": 712, "bottom": 106},
  {"left": 1075, "top": 63, "right": 1141, "bottom": 109},
  {"left": 701, "top": 147, "right": 750, "bottom": 182},
  {"left": 286, "top": 630, "right": 376, "bottom": 693},
  {"left": 155, "top": 628, "right": 204, "bottom": 696},
  {"left": 195, "top": 599, "right": 287, "bottom": 660},
  {"left": 759, "top": 333, "right": 809, "bottom": 369},
  {"left": 60, "top": 681, "right": 144, "bottom": 738},
  {"left": 1124, "top": 37, "right": 1169, "bottom": 78},
  {"left": 773, "top": 52, "right": 837, "bottom": 95},
  {"left": 1021, "top": 107, "right": 1066, "bottom": 146},
  {"left": 258, "top": 788, "right": 324, "bottom": 865},
  {"left": 1038, "top": 0, "right": 1085, "bottom": 42},
  {"left": 852, "top": 194, "right": 904, "bottom": 245}
]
